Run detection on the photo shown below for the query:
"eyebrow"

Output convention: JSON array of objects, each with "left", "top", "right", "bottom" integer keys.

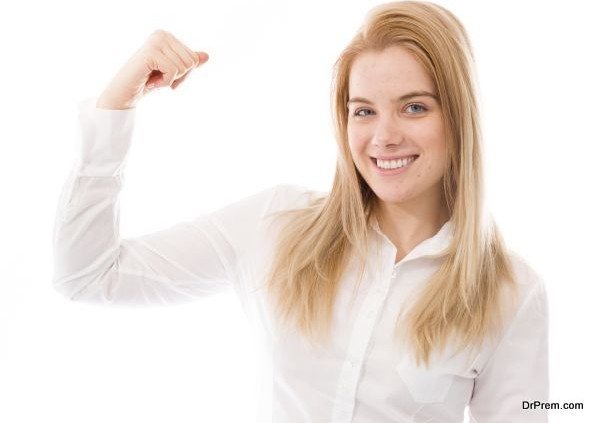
[{"left": 347, "top": 90, "right": 439, "bottom": 108}]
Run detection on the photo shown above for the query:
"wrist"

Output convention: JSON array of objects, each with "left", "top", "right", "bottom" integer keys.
[{"left": 96, "top": 93, "right": 134, "bottom": 110}]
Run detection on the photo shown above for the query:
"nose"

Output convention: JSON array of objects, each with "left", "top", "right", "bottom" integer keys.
[{"left": 372, "top": 113, "right": 403, "bottom": 148}]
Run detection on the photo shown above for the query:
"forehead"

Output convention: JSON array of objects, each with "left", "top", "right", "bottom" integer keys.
[{"left": 348, "top": 46, "right": 434, "bottom": 95}]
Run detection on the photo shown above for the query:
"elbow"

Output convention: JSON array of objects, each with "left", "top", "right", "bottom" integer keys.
[{"left": 51, "top": 268, "right": 113, "bottom": 305}]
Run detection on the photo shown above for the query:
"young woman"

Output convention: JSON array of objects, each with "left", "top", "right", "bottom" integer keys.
[{"left": 52, "top": 1, "right": 549, "bottom": 422}]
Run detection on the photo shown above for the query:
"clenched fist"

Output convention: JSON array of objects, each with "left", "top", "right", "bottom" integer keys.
[{"left": 96, "top": 29, "right": 209, "bottom": 110}]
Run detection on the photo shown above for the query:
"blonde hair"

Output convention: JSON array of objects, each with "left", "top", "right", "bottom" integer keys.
[{"left": 263, "top": 0, "right": 519, "bottom": 367}]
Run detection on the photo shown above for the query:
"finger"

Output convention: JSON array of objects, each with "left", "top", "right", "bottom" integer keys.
[
  {"left": 171, "top": 71, "right": 190, "bottom": 90},
  {"left": 159, "top": 45, "right": 188, "bottom": 85},
  {"left": 171, "top": 52, "right": 208, "bottom": 90},
  {"left": 147, "top": 49, "right": 183, "bottom": 88},
  {"left": 165, "top": 35, "right": 198, "bottom": 69},
  {"left": 195, "top": 51, "right": 209, "bottom": 66},
  {"left": 182, "top": 45, "right": 209, "bottom": 67}
]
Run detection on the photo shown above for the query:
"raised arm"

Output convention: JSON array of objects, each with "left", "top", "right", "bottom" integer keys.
[
  {"left": 52, "top": 98, "right": 282, "bottom": 306},
  {"left": 52, "top": 28, "right": 285, "bottom": 305}
]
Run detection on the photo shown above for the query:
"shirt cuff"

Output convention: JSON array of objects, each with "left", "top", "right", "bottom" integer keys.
[{"left": 76, "top": 97, "right": 137, "bottom": 177}]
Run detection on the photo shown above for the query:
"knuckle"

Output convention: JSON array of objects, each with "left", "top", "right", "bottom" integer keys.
[
  {"left": 142, "top": 45, "right": 161, "bottom": 61},
  {"left": 152, "top": 29, "right": 170, "bottom": 38},
  {"left": 137, "top": 45, "right": 156, "bottom": 64},
  {"left": 149, "top": 29, "right": 171, "bottom": 46},
  {"left": 149, "top": 29, "right": 164, "bottom": 39}
]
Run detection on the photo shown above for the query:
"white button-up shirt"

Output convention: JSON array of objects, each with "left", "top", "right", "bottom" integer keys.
[{"left": 52, "top": 98, "right": 549, "bottom": 423}]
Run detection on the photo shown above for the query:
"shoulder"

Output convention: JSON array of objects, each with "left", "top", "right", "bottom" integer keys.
[
  {"left": 505, "top": 249, "right": 548, "bottom": 305},
  {"left": 206, "top": 183, "right": 328, "bottom": 238},
  {"left": 270, "top": 183, "right": 329, "bottom": 212},
  {"left": 208, "top": 183, "right": 327, "bottom": 221}
]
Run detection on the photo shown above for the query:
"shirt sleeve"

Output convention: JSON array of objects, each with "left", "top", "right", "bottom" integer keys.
[
  {"left": 52, "top": 98, "right": 281, "bottom": 306},
  {"left": 468, "top": 272, "right": 549, "bottom": 422}
]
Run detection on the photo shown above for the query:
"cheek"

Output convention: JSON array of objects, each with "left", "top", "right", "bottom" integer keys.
[
  {"left": 418, "top": 125, "right": 447, "bottom": 167},
  {"left": 412, "top": 132, "right": 447, "bottom": 178},
  {"left": 347, "top": 132, "right": 367, "bottom": 159},
  {"left": 415, "top": 148, "right": 448, "bottom": 182}
]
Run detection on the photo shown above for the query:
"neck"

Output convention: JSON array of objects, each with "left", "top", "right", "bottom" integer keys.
[{"left": 374, "top": 187, "right": 450, "bottom": 255}]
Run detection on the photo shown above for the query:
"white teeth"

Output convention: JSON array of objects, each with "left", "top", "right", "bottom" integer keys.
[{"left": 376, "top": 156, "right": 417, "bottom": 169}]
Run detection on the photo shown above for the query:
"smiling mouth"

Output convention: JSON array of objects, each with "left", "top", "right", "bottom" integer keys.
[{"left": 370, "top": 155, "right": 419, "bottom": 167}]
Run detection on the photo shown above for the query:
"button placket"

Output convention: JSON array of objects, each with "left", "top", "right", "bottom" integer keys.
[
  {"left": 341, "top": 380, "right": 354, "bottom": 395},
  {"left": 331, "top": 267, "right": 390, "bottom": 422},
  {"left": 342, "top": 357, "right": 360, "bottom": 375}
]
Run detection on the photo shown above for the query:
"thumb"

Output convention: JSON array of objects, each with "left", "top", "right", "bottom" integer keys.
[{"left": 195, "top": 51, "right": 209, "bottom": 65}]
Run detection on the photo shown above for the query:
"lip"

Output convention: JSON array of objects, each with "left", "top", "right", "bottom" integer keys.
[
  {"left": 370, "top": 155, "right": 419, "bottom": 175},
  {"left": 371, "top": 154, "right": 420, "bottom": 160}
]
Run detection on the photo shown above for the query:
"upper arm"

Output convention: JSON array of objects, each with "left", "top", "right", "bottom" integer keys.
[{"left": 52, "top": 168, "right": 283, "bottom": 306}]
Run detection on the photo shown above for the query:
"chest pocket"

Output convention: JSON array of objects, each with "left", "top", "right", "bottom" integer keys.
[{"left": 395, "top": 360, "right": 456, "bottom": 404}]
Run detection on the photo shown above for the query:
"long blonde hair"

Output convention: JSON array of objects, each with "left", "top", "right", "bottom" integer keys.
[{"left": 263, "top": 0, "right": 519, "bottom": 367}]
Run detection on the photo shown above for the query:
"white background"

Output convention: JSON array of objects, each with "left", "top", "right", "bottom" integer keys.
[{"left": 1, "top": 0, "right": 598, "bottom": 421}]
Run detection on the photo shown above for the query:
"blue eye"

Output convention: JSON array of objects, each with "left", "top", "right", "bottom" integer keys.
[
  {"left": 351, "top": 103, "right": 428, "bottom": 117},
  {"left": 406, "top": 103, "right": 427, "bottom": 113},
  {"left": 353, "top": 108, "right": 374, "bottom": 117}
]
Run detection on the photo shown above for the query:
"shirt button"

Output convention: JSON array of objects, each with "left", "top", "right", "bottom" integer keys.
[{"left": 391, "top": 269, "right": 398, "bottom": 278}]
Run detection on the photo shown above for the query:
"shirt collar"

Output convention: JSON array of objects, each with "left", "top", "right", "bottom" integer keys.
[{"left": 369, "top": 216, "right": 455, "bottom": 262}]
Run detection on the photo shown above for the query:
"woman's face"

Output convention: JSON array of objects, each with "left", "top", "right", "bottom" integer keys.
[{"left": 346, "top": 45, "right": 448, "bottom": 209}]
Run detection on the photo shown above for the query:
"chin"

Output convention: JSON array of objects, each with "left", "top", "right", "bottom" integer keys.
[{"left": 370, "top": 185, "right": 414, "bottom": 204}]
